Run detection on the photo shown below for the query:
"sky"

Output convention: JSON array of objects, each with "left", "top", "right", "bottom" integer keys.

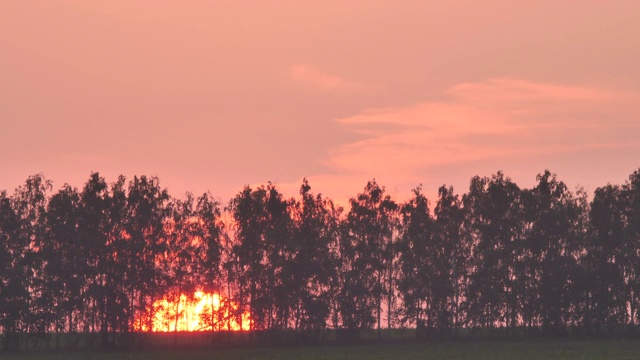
[{"left": 1, "top": 0, "right": 639, "bottom": 205}]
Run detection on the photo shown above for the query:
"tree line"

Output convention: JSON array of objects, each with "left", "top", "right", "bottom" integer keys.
[{"left": 0, "top": 169, "right": 639, "bottom": 349}]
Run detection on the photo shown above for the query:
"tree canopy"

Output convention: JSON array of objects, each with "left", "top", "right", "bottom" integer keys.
[{"left": 1, "top": 169, "right": 639, "bottom": 349}]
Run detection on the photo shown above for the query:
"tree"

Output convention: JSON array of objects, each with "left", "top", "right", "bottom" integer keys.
[
  {"left": 521, "top": 171, "right": 584, "bottom": 335},
  {"left": 194, "top": 192, "right": 223, "bottom": 332},
  {"left": 398, "top": 185, "right": 469, "bottom": 337},
  {"left": 0, "top": 190, "right": 27, "bottom": 350},
  {"left": 433, "top": 185, "right": 470, "bottom": 335},
  {"left": 228, "top": 185, "right": 269, "bottom": 331},
  {"left": 159, "top": 191, "right": 222, "bottom": 334},
  {"left": 464, "top": 172, "right": 524, "bottom": 334},
  {"left": 625, "top": 169, "right": 640, "bottom": 328},
  {"left": 162, "top": 194, "right": 201, "bottom": 335},
  {"left": 290, "top": 179, "right": 341, "bottom": 336},
  {"left": 4, "top": 169, "right": 640, "bottom": 342},
  {"left": 339, "top": 180, "right": 398, "bottom": 337},
  {"left": 263, "top": 184, "right": 295, "bottom": 330},
  {"left": 78, "top": 173, "right": 128, "bottom": 346},
  {"left": 398, "top": 186, "right": 435, "bottom": 333},
  {"left": 42, "top": 184, "right": 84, "bottom": 340},
  {"left": 585, "top": 183, "right": 628, "bottom": 333},
  {"left": 11, "top": 174, "right": 52, "bottom": 341},
  {"left": 79, "top": 173, "right": 110, "bottom": 336},
  {"left": 228, "top": 183, "right": 296, "bottom": 331},
  {"left": 123, "top": 176, "right": 170, "bottom": 333}
]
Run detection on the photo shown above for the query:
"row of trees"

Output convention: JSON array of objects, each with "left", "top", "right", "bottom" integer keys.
[{"left": 1, "top": 169, "right": 639, "bottom": 348}]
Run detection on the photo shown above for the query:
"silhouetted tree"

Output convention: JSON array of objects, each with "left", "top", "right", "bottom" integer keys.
[
  {"left": 433, "top": 185, "right": 470, "bottom": 335},
  {"left": 123, "top": 176, "right": 170, "bottom": 333},
  {"left": 194, "top": 192, "right": 223, "bottom": 332},
  {"left": 625, "top": 170, "right": 640, "bottom": 328},
  {"left": 42, "top": 184, "right": 83, "bottom": 339},
  {"left": 228, "top": 185, "right": 268, "bottom": 331},
  {"left": 78, "top": 173, "right": 109, "bottom": 338},
  {"left": 290, "top": 179, "right": 341, "bottom": 335},
  {"left": 0, "top": 190, "right": 27, "bottom": 350},
  {"left": 339, "top": 180, "right": 398, "bottom": 337},
  {"left": 3, "top": 168, "right": 640, "bottom": 345},
  {"left": 263, "top": 184, "right": 295, "bottom": 330},
  {"left": 464, "top": 172, "right": 524, "bottom": 335},
  {"left": 585, "top": 184, "right": 628, "bottom": 333},
  {"left": 163, "top": 194, "right": 201, "bottom": 335},
  {"left": 12, "top": 174, "right": 52, "bottom": 339},
  {"left": 521, "top": 171, "right": 584, "bottom": 335},
  {"left": 398, "top": 186, "right": 435, "bottom": 333}
]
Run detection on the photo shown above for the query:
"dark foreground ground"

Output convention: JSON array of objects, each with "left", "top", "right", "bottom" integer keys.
[{"left": 5, "top": 339, "right": 640, "bottom": 360}]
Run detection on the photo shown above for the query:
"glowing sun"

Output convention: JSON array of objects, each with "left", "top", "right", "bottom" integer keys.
[{"left": 136, "top": 291, "right": 250, "bottom": 332}]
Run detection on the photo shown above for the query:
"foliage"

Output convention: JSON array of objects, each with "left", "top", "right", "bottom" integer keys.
[{"left": 1, "top": 169, "right": 640, "bottom": 349}]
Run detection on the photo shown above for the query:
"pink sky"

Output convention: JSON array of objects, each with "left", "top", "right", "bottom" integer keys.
[{"left": 1, "top": 0, "right": 639, "bottom": 204}]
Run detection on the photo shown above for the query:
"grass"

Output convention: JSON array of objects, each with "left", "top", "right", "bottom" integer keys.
[{"left": 5, "top": 339, "right": 640, "bottom": 360}]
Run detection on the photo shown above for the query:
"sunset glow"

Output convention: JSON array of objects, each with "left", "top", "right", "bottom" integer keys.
[
  {"left": 2, "top": 1, "right": 639, "bottom": 204},
  {"left": 2, "top": 1, "right": 640, "bottom": 355},
  {"left": 136, "top": 291, "right": 250, "bottom": 332}
]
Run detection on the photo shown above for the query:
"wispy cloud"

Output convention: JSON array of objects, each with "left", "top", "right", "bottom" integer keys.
[
  {"left": 448, "top": 78, "right": 611, "bottom": 103},
  {"left": 290, "top": 64, "right": 376, "bottom": 92},
  {"left": 302, "top": 78, "right": 640, "bottom": 200}
]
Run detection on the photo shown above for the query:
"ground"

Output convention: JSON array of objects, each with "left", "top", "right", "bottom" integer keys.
[{"left": 4, "top": 339, "right": 640, "bottom": 360}]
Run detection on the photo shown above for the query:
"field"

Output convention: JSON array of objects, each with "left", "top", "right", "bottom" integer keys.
[{"left": 4, "top": 339, "right": 640, "bottom": 360}]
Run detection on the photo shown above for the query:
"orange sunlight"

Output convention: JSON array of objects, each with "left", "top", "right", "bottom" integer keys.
[{"left": 136, "top": 291, "right": 250, "bottom": 332}]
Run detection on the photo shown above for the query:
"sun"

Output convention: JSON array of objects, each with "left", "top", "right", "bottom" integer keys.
[{"left": 136, "top": 291, "right": 250, "bottom": 332}]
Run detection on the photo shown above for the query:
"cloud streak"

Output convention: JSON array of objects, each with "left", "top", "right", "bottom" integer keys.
[
  {"left": 290, "top": 64, "right": 376, "bottom": 92},
  {"left": 304, "top": 78, "right": 640, "bottom": 200}
]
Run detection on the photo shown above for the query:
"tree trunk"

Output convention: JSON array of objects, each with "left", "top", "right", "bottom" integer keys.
[
  {"left": 174, "top": 291, "right": 180, "bottom": 345},
  {"left": 387, "top": 265, "right": 392, "bottom": 333},
  {"left": 377, "top": 296, "right": 382, "bottom": 339}
]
